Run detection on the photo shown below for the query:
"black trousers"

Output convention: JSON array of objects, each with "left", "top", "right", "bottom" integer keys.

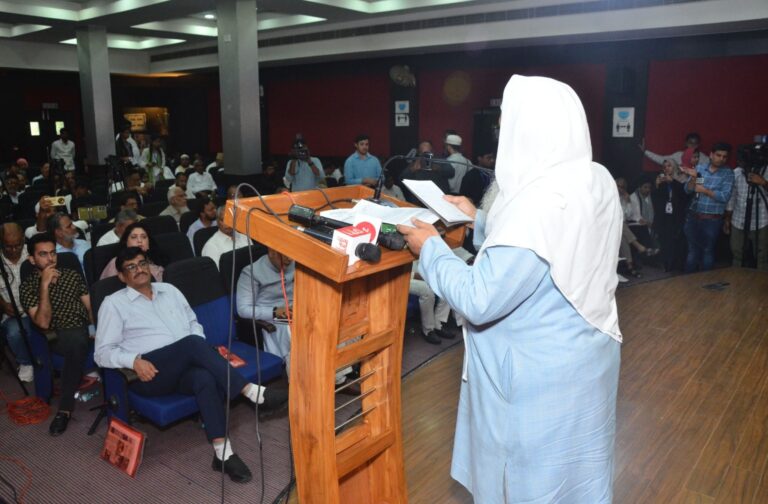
[
  {"left": 53, "top": 327, "right": 89, "bottom": 412},
  {"left": 129, "top": 336, "right": 249, "bottom": 441}
]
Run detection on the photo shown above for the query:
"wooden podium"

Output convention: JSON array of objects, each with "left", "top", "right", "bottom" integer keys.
[{"left": 227, "top": 186, "right": 464, "bottom": 503}]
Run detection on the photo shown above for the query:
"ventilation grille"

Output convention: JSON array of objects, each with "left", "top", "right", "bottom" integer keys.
[{"left": 150, "top": 0, "right": 703, "bottom": 63}]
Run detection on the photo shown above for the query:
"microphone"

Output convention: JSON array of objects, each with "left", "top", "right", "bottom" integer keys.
[
  {"left": 422, "top": 151, "right": 434, "bottom": 170},
  {"left": 289, "top": 204, "right": 405, "bottom": 250},
  {"left": 296, "top": 225, "right": 381, "bottom": 263},
  {"left": 372, "top": 148, "right": 420, "bottom": 202}
]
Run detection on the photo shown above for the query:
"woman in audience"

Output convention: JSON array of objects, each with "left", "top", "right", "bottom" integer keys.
[
  {"left": 99, "top": 222, "right": 167, "bottom": 281},
  {"left": 140, "top": 137, "right": 173, "bottom": 184},
  {"left": 652, "top": 159, "right": 689, "bottom": 271}
]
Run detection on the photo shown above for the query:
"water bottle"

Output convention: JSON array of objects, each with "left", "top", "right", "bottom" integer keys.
[{"left": 74, "top": 388, "right": 100, "bottom": 402}]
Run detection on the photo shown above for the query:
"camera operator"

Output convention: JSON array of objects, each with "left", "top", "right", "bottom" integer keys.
[
  {"left": 115, "top": 124, "right": 141, "bottom": 167},
  {"left": 285, "top": 136, "right": 323, "bottom": 192},
  {"left": 724, "top": 145, "right": 768, "bottom": 270}
]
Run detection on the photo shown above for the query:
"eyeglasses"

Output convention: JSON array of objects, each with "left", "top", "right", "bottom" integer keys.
[
  {"left": 36, "top": 250, "right": 57, "bottom": 259},
  {"left": 3, "top": 244, "right": 24, "bottom": 251},
  {"left": 122, "top": 260, "right": 150, "bottom": 273}
]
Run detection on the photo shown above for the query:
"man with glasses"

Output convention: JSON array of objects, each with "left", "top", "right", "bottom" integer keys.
[
  {"left": 95, "top": 247, "right": 287, "bottom": 483},
  {"left": 0, "top": 223, "right": 33, "bottom": 382},
  {"left": 20, "top": 233, "right": 94, "bottom": 435},
  {"left": 159, "top": 186, "right": 190, "bottom": 225}
]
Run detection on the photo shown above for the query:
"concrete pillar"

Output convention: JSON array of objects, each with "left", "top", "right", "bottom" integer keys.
[
  {"left": 77, "top": 26, "right": 115, "bottom": 165},
  {"left": 217, "top": 0, "right": 262, "bottom": 175}
]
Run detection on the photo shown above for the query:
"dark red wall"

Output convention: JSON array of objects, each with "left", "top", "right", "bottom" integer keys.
[
  {"left": 644, "top": 54, "right": 768, "bottom": 170},
  {"left": 265, "top": 73, "right": 391, "bottom": 159},
  {"left": 419, "top": 63, "right": 607, "bottom": 161}
]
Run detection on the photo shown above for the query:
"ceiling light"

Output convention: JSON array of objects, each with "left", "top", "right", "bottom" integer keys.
[{"left": 204, "top": 14, "right": 216, "bottom": 20}]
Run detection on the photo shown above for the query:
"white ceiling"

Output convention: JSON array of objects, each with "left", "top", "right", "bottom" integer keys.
[{"left": 0, "top": 0, "right": 767, "bottom": 73}]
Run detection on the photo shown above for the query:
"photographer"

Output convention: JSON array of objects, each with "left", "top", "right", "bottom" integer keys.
[
  {"left": 724, "top": 144, "right": 768, "bottom": 270},
  {"left": 284, "top": 137, "right": 323, "bottom": 192}
]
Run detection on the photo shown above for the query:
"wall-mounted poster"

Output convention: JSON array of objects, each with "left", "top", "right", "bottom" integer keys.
[
  {"left": 612, "top": 107, "right": 635, "bottom": 138},
  {"left": 123, "top": 107, "right": 170, "bottom": 137}
]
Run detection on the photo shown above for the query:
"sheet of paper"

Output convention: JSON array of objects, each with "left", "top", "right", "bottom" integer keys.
[
  {"left": 319, "top": 200, "right": 439, "bottom": 228},
  {"left": 401, "top": 179, "right": 473, "bottom": 224}
]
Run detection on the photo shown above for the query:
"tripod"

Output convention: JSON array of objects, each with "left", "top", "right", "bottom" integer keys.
[{"left": 739, "top": 165, "right": 768, "bottom": 268}]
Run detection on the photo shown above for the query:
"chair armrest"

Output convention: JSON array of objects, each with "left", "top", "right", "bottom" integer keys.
[
  {"left": 255, "top": 320, "right": 276, "bottom": 333},
  {"left": 118, "top": 368, "right": 139, "bottom": 383}
]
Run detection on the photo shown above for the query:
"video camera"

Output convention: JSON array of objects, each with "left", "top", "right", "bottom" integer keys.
[
  {"left": 291, "top": 134, "right": 310, "bottom": 161},
  {"left": 739, "top": 143, "right": 768, "bottom": 175}
]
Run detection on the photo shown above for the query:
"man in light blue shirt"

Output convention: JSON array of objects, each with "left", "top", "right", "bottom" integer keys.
[
  {"left": 285, "top": 138, "right": 323, "bottom": 192},
  {"left": 48, "top": 212, "right": 90, "bottom": 269},
  {"left": 186, "top": 197, "right": 217, "bottom": 250},
  {"left": 95, "top": 247, "right": 287, "bottom": 483},
  {"left": 343, "top": 134, "right": 382, "bottom": 187}
]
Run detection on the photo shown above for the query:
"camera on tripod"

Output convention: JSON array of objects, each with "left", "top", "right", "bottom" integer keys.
[
  {"left": 739, "top": 143, "right": 768, "bottom": 176},
  {"left": 291, "top": 135, "right": 309, "bottom": 161},
  {"left": 105, "top": 155, "right": 132, "bottom": 184}
]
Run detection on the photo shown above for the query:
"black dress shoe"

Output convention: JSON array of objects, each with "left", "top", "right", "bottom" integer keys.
[
  {"left": 422, "top": 331, "right": 442, "bottom": 345},
  {"left": 435, "top": 328, "right": 456, "bottom": 340},
  {"left": 259, "top": 386, "right": 288, "bottom": 417},
  {"left": 49, "top": 411, "right": 71, "bottom": 436},
  {"left": 212, "top": 454, "right": 252, "bottom": 483}
]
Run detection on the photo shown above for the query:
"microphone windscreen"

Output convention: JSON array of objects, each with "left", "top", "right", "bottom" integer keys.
[{"left": 355, "top": 243, "right": 382, "bottom": 263}]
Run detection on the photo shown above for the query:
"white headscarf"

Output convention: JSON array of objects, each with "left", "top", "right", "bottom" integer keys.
[{"left": 480, "top": 75, "right": 623, "bottom": 341}]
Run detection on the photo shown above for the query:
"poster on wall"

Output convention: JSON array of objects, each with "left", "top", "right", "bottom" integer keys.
[
  {"left": 395, "top": 113, "right": 410, "bottom": 127},
  {"left": 612, "top": 107, "right": 635, "bottom": 138},
  {"left": 395, "top": 100, "right": 410, "bottom": 114},
  {"left": 122, "top": 107, "right": 170, "bottom": 137}
]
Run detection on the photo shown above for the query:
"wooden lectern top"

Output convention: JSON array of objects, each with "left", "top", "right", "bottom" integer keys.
[{"left": 225, "top": 185, "right": 465, "bottom": 284}]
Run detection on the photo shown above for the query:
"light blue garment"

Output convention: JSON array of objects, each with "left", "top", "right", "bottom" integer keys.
[
  {"left": 95, "top": 282, "right": 205, "bottom": 369},
  {"left": 343, "top": 152, "right": 382, "bottom": 186},
  {"left": 419, "top": 234, "right": 620, "bottom": 503},
  {"left": 56, "top": 239, "right": 90, "bottom": 269},
  {"left": 285, "top": 157, "right": 323, "bottom": 192},
  {"left": 186, "top": 218, "right": 216, "bottom": 251},
  {"left": 236, "top": 255, "right": 295, "bottom": 362}
]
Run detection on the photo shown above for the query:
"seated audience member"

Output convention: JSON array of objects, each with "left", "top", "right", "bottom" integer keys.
[
  {"left": 201, "top": 207, "right": 249, "bottom": 268},
  {"left": 652, "top": 159, "right": 689, "bottom": 271},
  {"left": 380, "top": 172, "right": 405, "bottom": 200},
  {"left": 111, "top": 169, "right": 152, "bottom": 203},
  {"left": 207, "top": 152, "right": 224, "bottom": 175},
  {"left": 95, "top": 247, "right": 287, "bottom": 483},
  {"left": 460, "top": 150, "right": 496, "bottom": 206},
  {"left": 175, "top": 154, "right": 192, "bottom": 175},
  {"left": 629, "top": 178, "right": 655, "bottom": 248},
  {"left": 444, "top": 133, "right": 471, "bottom": 194},
  {"left": 0, "top": 175, "right": 22, "bottom": 221},
  {"left": 681, "top": 142, "right": 735, "bottom": 272},
  {"left": 616, "top": 178, "right": 657, "bottom": 278},
  {"left": 227, "top": 185, "right": 244, "bottom": 200},
  {"left": 31, "top": 161, "right": 51, "bottom": 185},
  {"left": 186, "top": 197, "right": 217, "bottom": 249},
  {"left": 187, "top": 159, "right": 217, "bottom": 198},
  {"left": 725, "top": 150, "right": 768, "bottom": 270},
  {"left": 236, "top": 248, "right": 294, "bottom": 368},
  {"left": 109, "top": 192, "right": 144, "bottom": 223},
  {"left": 25, "top": 197, "right": 56, "bottom": 239},
  {"left": 100, "top": 222, "right": 166, "bottom": 281},
  {"left": 68, "top": 179, "right": 93, "bottom": 219},
  {"left": 171, "top": 172, "right": 194, "bottom": 199},
  {"left": 401, "top": 141, "right": 454, "bottom": 197},
  {"left": 236, "top": 248, "right": 351, "bottom": 383},
  {"left": 97, "top": 210, "right": 138, "bottom": 247},
  {"left": 343, "top": 134, "right": 381, "bottom": 187},
  {"left": 324, "top": 163, "right": 343, "bottom": 185},
  {"left": 410, "top": 260, "right": 453, "bottom": 345},
  {"left": 259, "top": 161, "right": 283, "bottom": 195},
  {"left": 159, "top": 186, "right": 190, "bottom": 224},
  {"left": 48, "top": 212, "right": 90, "bottom": 268},
  {"left": 0, "top": 223, "right": 33, "bottom": 381},
  {"left": 140, "top": 137, "right": 173, "bottom": 184},
  {"left": 640, "top": 132, "right": 701, "bottom": 167},
  {"left": 20, "top": 233, "right": 94, "bottom": 435},
  {"left": 285, "top": 138, "right": 323, "bottom": 192}
]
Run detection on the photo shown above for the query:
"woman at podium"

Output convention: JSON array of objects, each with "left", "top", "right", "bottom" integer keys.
[{"left": 398, "top": 75, "right": 623, "bottom": 503}]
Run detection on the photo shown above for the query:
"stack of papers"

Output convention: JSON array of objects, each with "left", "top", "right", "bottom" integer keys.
[
  {"left": 320, "top": 199, "right": 439, "bottom": 228},
  {"left": 401, "top": 179, "right": 474, "bottom": 225}
]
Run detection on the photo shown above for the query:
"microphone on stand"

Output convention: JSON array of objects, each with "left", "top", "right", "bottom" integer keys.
[{"left": 372, "top": 148, "right": 418, "bottom": 203}]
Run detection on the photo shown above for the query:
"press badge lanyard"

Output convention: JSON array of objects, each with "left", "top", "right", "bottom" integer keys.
[{"left": 665, "top": 184, "right": 673, "bottom": 215}]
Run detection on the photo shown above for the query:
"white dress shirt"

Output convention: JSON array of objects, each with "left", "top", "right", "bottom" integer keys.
[
  {"left": 95, "top": 282, "right": 205, "bottom": 369},
  {"left": 50, "top": 139, "right": 76, "bottom": 171}
]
